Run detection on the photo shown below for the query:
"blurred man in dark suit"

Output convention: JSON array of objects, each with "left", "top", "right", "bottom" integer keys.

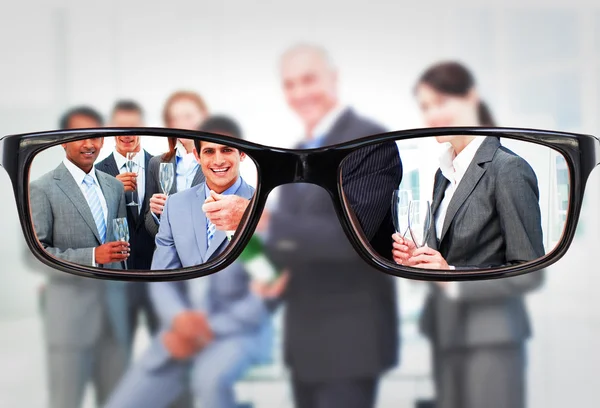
[
  {"left": 95, "top": 100, "right": 159, "bottom": 347},
  {"left": 263, "top": 44, "right": 402, "bottom": 408}
]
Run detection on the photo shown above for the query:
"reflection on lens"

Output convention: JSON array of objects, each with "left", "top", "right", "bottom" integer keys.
[
  {"left": 28, "top": 134, "right": 258, "bottom": 273},
  {"left": 341, "top": 134, "right": 570, "bottom": 273}
]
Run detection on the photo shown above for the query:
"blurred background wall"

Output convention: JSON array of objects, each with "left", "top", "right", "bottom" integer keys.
[{"left": 1, "top": 0, "right": 599, "bottom": 406}]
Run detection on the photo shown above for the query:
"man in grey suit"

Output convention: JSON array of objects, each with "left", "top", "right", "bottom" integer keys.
[
  {"left": 394, "top": 135, "right": 545, "bottom": 408},
  {"left": 29, "top": 106, "right": 131, "bottom": 408},
  {"left": 105, "top": 119, "right": 281, "bottom": 408}
]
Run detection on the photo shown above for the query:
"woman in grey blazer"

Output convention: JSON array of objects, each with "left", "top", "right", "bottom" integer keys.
[{"left": 392, "top": 62, "right": 545, "bottom": 408}]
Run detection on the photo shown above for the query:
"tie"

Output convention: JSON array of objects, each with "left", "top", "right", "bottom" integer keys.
[
  {"left": 207, "top": 220, "right": 216, "bottom": 248},
  {"left": 83, "top": 174, "right": 106, "bottom": 243}
]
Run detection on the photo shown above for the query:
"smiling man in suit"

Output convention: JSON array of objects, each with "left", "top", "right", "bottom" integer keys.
[
  {"left": 105, "top": 116, "right": 282, "bottom": 408},
  {"left": 29, "top": 106, "right": 130, "bottom": 408},
  {"left": 95, "top": 100, "right": 159, "bottom": 347},
  {"left": 263, "top": 44, "right": 402, "bottom": 408}
]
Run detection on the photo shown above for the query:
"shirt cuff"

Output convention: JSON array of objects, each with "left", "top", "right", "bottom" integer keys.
[
  {"left": 152, "top": 212, "right": 160, "bottom": 225},
  {"left": 445, "top": 281, "right": 460, "bottom": 299},
  {"left": 92, "top": 247, "right": 97, "bottom": 267}
]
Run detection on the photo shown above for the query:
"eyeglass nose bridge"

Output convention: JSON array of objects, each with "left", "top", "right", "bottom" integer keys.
[{"left": 293, "top": 149, "right": 348, "bottom": 189}]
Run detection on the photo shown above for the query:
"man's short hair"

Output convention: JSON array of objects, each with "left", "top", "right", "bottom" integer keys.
[
  {"left": 111, "top": 99, "right": 144, "bottom": 117},
  {"left": 194, "top": 115, "right": 243, "bottom": 153},
  {"left": 59, "top": 106, "right": 103, "bottom": 130}
]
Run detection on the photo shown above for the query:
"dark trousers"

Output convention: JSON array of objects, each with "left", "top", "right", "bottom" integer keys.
[
  {"left": 434, "top": 344, "right": 525, "bottom": 408},
  {"left": 291, "top": 376, "right": 379, "bottom": 408}
]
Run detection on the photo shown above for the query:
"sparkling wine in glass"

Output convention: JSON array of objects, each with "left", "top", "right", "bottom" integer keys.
[
  {"left": 391, "top": 189, "right": 412, "bottom": 237},
  {"left": 159, "top": 163, "right": 175, "bottom": 196},
  {"left": 126, "top": 152, "right": 139, "bottom": 207},
  {"left": 408, "top": 200, "right": 432, "bottom": 248},
  {"left": 112, "top": 217, "right": 130, "bottom": 269}
]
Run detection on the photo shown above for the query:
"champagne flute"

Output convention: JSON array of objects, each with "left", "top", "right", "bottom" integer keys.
[
  {"left": 159, "top": 162, "right": 175, "bottom": 196},
  {"left": 391, "top": 189, "right": 412, "bottom": 237},
  {"left": 408, "top": 200, "right": 432, "bottom": 248},
  {"left": 125, "top": 152, "right": 139, "bottom": 207},
  {"left": 112, "top": 217, "right": 130, "bottom": 269}
]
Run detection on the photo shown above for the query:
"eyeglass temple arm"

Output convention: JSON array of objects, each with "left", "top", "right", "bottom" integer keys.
[
  {"left": 594, "top": 136, "right": 600, "bottom": 168},
  {"left": 0, "top": 137, "right": 4, "bottom": 168}
]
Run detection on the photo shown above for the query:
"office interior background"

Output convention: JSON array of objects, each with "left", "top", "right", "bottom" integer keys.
[{"left": 1, "top": 0, "right": 600, "bottom": 406}]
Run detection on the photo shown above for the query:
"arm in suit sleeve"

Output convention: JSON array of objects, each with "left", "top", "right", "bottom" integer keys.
[
  {"left": 456, "top": 156, "right": 546, "bottom": 301},
  {"left": 30, "top": 181, "right": 94, "bottom": 274},
  {"left": 150, "top": 198, "right": 187, "bottom": 326},
  {"left": 267, "top": 141, "right": 401, "bottom": 266}
]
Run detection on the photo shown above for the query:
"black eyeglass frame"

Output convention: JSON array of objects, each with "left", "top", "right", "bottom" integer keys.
[{"left": 1, "top": 126, "right": 598, "bottom": 282}]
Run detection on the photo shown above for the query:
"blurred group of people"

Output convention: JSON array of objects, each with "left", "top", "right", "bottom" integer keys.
[{"left": 28, "top": 43, "right": 543, "bottom": 408}]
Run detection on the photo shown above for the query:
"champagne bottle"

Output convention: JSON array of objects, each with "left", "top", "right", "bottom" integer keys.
[{"left": 238, "top": 235, "right": 279, "bottom": 284}]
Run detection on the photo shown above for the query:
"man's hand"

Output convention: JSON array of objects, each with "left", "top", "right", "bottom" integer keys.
[
  {"left": 172, "top": 311, "right": 214, "bottom": 344},
  {"left": 149, "top": 193, "right": 168, "bottom": 216},
  {"left": 409, "top": 246, "right": 450, "bottom": 270},
  {"left": 162, "top": 330, "right": 201, "bottom": 360},
  {"left": 116, "top": 172, "right": 137, "bottom": 192},
  {"left": 251, "top": 270, "right": 290, "bottom": 299},
  {"left": 392, "top": 233, "right": 417, "bottom": 265},
  {"left": 202, "top": 191, "right": 250, "bottom": 232},
  {"left": 95, "top": 241, "right": 130, "bottom": 264}
]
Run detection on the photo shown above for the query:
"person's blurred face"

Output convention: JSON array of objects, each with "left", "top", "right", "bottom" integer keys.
[
  {"left": 167, "top": 98, "right": 206, "bottom": 130},
  {"left": 281, "top": 49, "right": 338, "bottom": 131},
  {"left": 195, "top": 142, "right": 245, "bottom": 193},
  {"left": 61, "top": 138, "right": 104, "bottom": 173},
  {"left": 111, "top": 110, "right": 143, "bottom": 155},
  {"left": 67, "top": 113, "right": 101, "bottom": 129},
  {"left": 415, "top": 83, "right": 480, "bottom": 144}
]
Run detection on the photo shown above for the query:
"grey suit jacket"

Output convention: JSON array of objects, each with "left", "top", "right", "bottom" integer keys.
[
  {"left": 419, "top": 136, "right": 545, "bottom": 350},
  {"left": 30, "top": 163, "right": 129, "bottom": 348},
  {"left": 143, "top": 153, "right": 205, "bottom": 237},
  {"left": 142, "top": 179, "right": 273, "bottom": 370}
]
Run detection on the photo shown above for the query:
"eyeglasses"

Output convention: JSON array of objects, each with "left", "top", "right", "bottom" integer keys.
[{"left": 2, "top": 126, "right": 598, "bottom": 281}]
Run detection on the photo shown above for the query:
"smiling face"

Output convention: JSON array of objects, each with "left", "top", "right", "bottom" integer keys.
[
  {"left": 195, "top": 142, "right": 245, "bottom": 193},
  {"left": 62, "top": 138, "right": 104, "bottom": 173},
  {"left": 111, "top": 110, "right": 143, "bottom": 155},
  {"left": 281, "top": 47, "right": 338, "bottom": 133}
]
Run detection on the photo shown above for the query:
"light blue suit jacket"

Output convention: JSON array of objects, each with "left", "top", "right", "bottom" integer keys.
[{"left": 144, "top": 178, "right": 273, "bottom": 369}]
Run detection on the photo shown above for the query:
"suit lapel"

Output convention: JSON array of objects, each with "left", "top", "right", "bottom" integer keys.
[
  {"left": 139, "top": 150, "right": 153, "bottom": 218},
  {"left": 54, "top": 163, "right": 102, "bottom": 243},
  {"left": 103, "top": 153, "right": 121, "bottom": 177},
  {"left": 191, "top": 166, "right": 205, "bottom": 188},
  {"left": 192, "top": 187, "right": 208, "bottom": 262},
  {"left": 168, "top": 155, "right": 178, "bottom": 195},
  {"left": 439, "top": 137, "right": 499, "bottom": 244},
  {"left": 428, "top": 169, "right": 448, "bottom": 249}
]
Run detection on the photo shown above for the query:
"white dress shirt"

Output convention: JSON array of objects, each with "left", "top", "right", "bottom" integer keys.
[
  {"left": 175, "top": 143, "right": 199, "bottom": 192},
  {"left": 434, "top": 137, "right": 485, "bottom": 298},
  {"left": 63, "top": 158, "right": 108, "bottom": 265},
  {"left": 113, "top": 150, "right": 145, "bottom": 212}
]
